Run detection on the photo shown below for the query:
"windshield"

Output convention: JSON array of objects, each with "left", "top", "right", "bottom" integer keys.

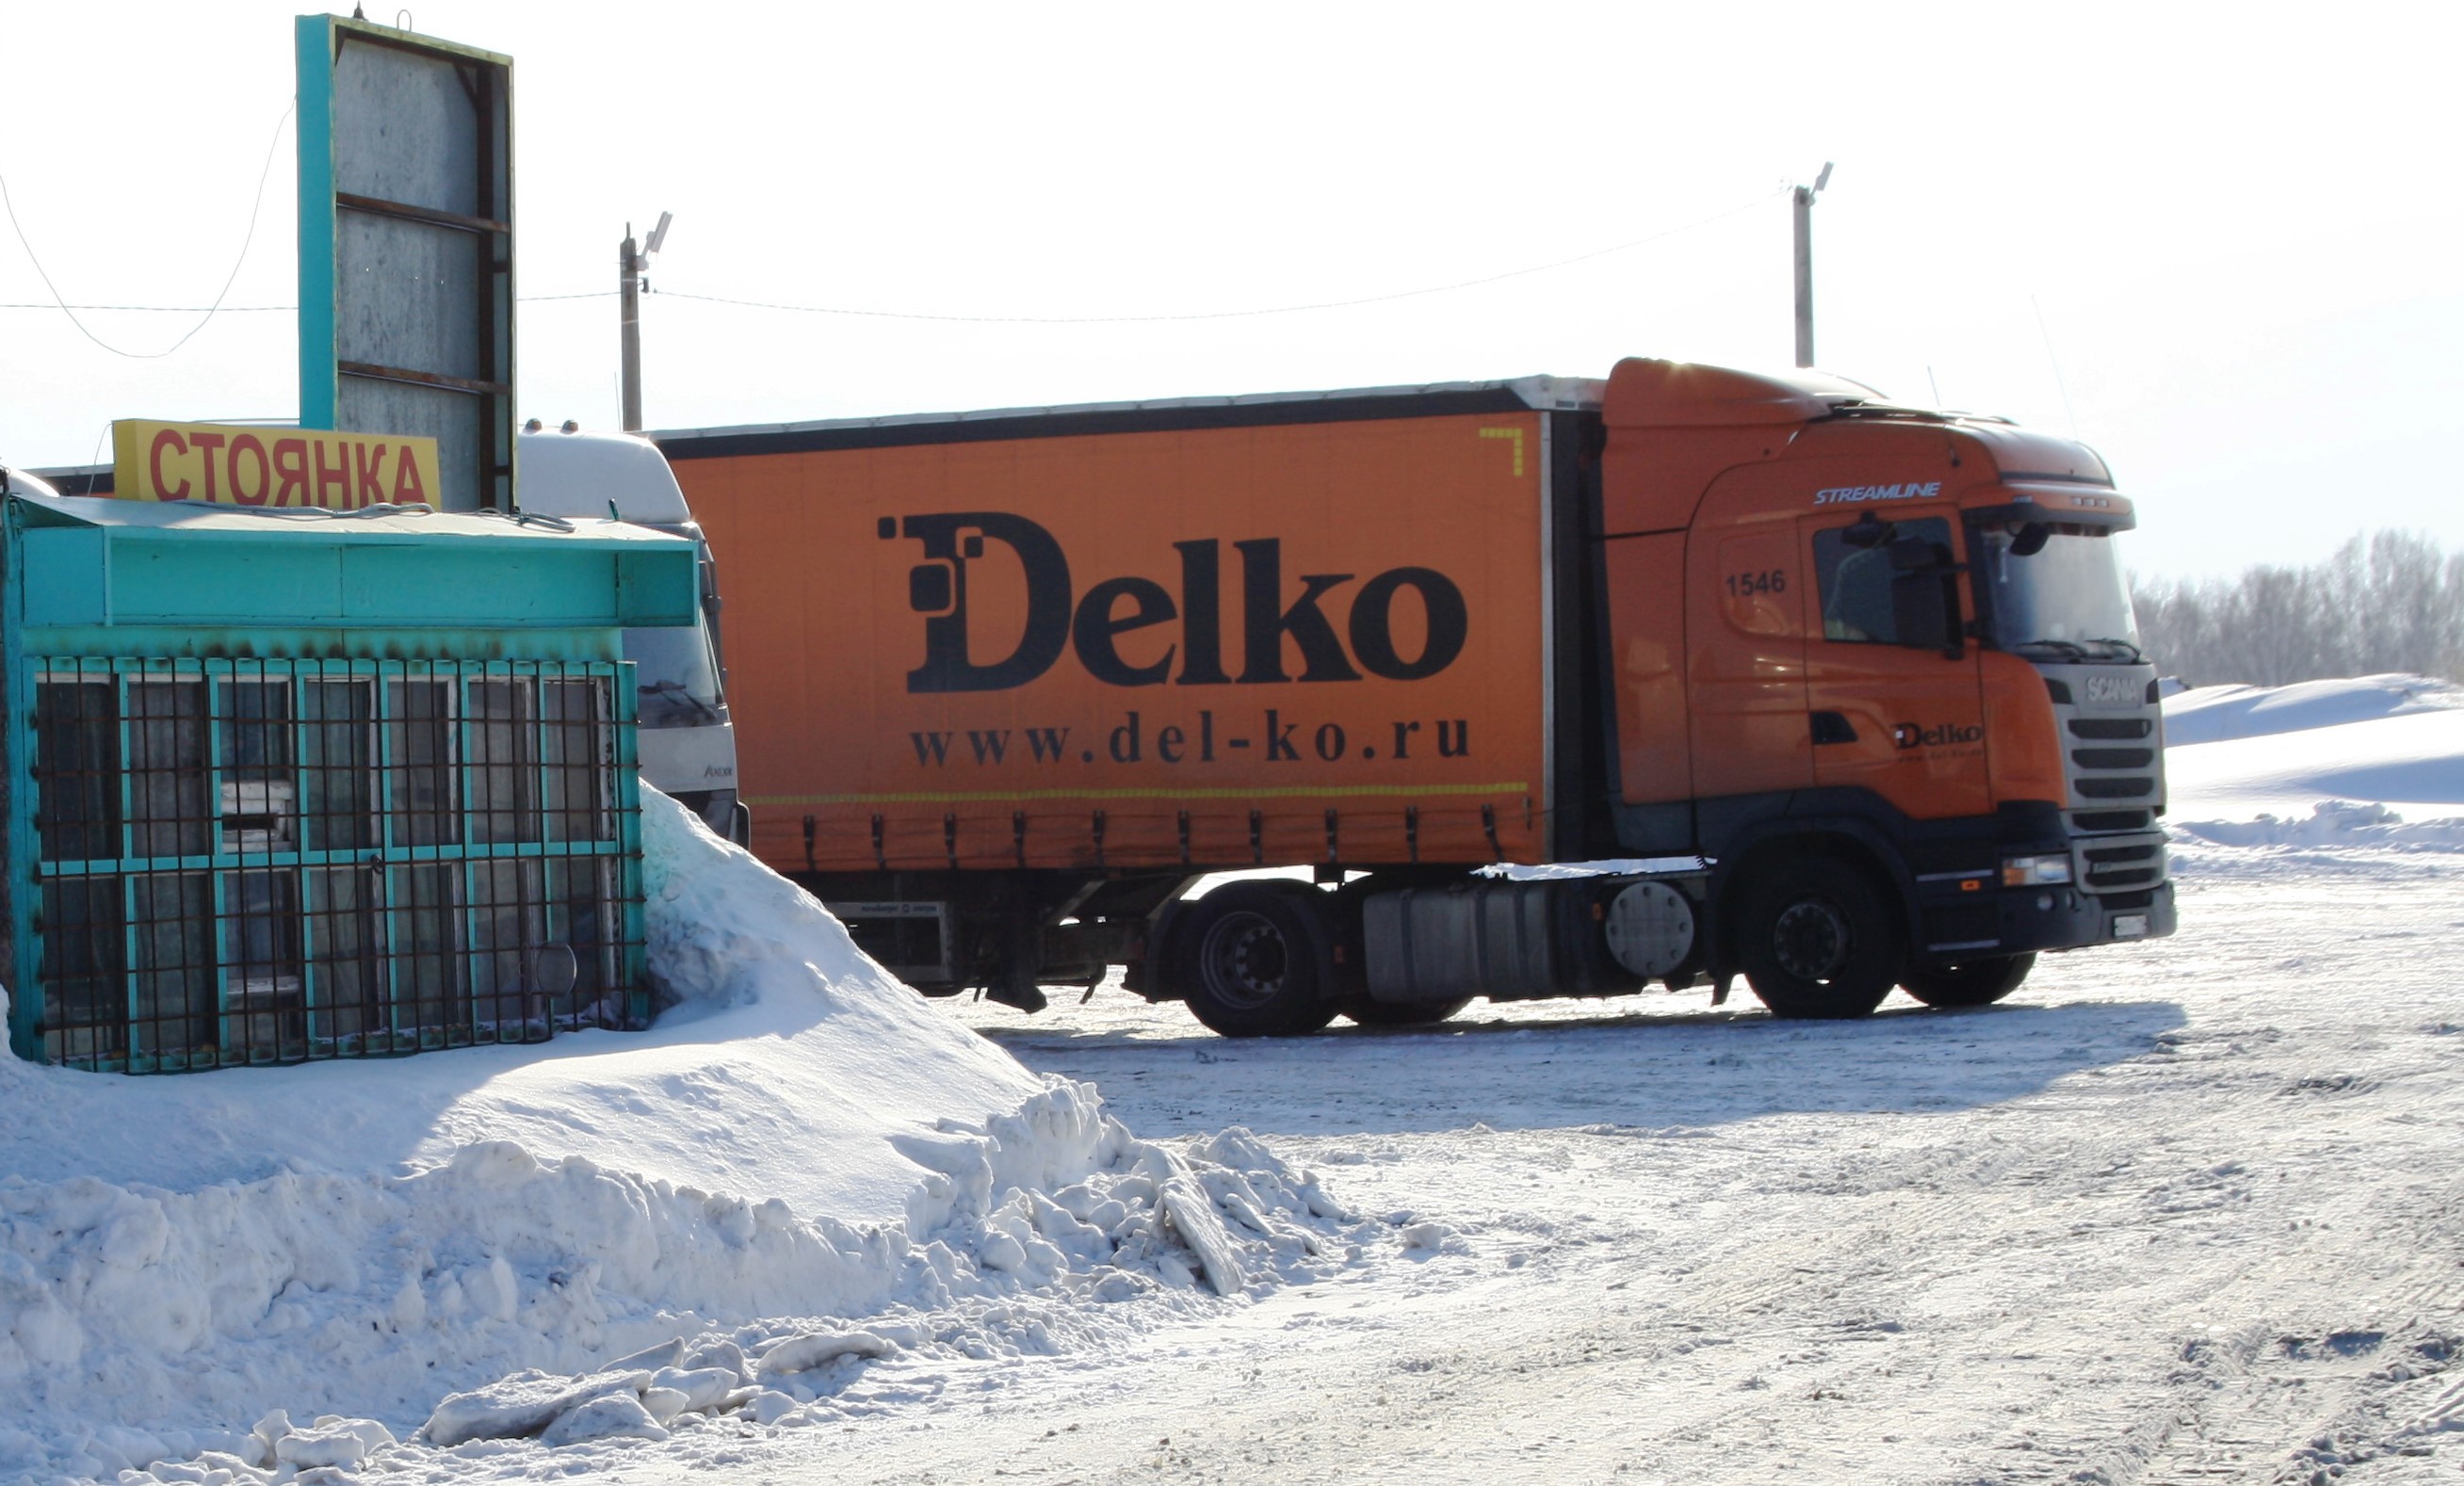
[
  {"left": 1976, "top": 522, "right": 2143, "bottom": 661},
  {"left": 626, "top": 621, "right": 726, "bottom": 727}
]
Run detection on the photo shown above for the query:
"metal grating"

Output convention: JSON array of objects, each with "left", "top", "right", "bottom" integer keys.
[{"left": 24, "top": 657, "right": 645, "bottom": 1073}]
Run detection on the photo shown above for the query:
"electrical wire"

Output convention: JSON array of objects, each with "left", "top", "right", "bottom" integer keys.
[
  {"left": 2030, "top": 294, "right": 2079, "bottom": 438},
  {"left": 0, "top": 290, "right": 615, "bottom": 312},
  {"left": 2, "top": 189, "right": 1781, "bottom": 328},
  {"left": 652, "top": 189, "right": 1787, "bottom": 325},
  {"left": 0, "top": 102, "right": 295, "bottom": 358}
]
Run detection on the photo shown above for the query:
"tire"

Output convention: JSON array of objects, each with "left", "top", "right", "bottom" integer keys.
[
  {"left": 1735, "top": 858, "right": 1904, "bottom": 1020},
  {"left": 1338, "top": 997, "right": 1472, "bottom": 1027},
  {"left": 1901, "top": 952, "right": 2034, "bottom": 1009},
  {"left": 1174, "top": 884, "right": 1340, "bottom": 1038}
]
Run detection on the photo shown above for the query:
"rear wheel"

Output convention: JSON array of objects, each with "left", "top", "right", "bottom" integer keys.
[
  {"left": 1901, "top": 952, "right": 2034, "bottom": 1009},
  {"left": 1339, "top": 997, "right": 1472, "bottom": 1027},
  {"left": 1736, "top": 858, "right": 1903, "bottom": 1020},
  {"left": 1175, "top": 885, "right": 1339, "bottom": 1038}
]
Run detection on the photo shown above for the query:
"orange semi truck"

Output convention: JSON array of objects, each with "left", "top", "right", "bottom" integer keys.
[{"left": 656, "top": 359, "right": 2173, "bottom": 1034}]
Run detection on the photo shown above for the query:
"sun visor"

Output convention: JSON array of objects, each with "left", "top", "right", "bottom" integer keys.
[{"left": 1970, "top": 483, "right": 2137, "bottom": 532}]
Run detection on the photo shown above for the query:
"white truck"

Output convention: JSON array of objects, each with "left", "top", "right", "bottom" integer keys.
[{"left": 513, "top": 427, "right": 746, "bottom": 843}]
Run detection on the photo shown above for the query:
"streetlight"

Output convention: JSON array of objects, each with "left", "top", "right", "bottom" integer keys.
[
  {"left": 1791, "top": 163, "right": 1832, "bottom": 369},
  {"left": 620, "top": 211, "right": 673, "bottom": 432}
]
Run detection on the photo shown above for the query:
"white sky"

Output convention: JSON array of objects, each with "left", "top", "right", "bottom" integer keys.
[{"left": 2, "top": 0, "right": 2456, "bottom": 577}]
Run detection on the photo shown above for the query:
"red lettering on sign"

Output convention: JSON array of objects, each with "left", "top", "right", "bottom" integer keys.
[
  {"left": 228, "top": 434, "right": 271, "bottom": 506},
  {"left": 149, "top": 428, "right": 191, "bottom": 500},
  {"left": 392, "top": 446, "right": 428, "bottom": 505},
  {"left": 354, "top": 442, "right": 389, "bottom": 507},
  {"left": 314, "top": 440, "right": 351, "bottom": 509},
  {"left": 270, "top": 439, "right": 308, "bottom": 506},
  {"left": 186, "top": 431, "right": 226, "bottom": 501}
]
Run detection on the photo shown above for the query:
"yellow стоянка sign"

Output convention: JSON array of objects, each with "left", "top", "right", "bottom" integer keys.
[{"left": 109, "top": 421, "right": 442, "bottom": 509}]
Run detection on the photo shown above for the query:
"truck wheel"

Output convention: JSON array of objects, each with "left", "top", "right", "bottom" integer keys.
[
  {"left": 1175, "top": 885, "right": 1339, "bottom": 1038},
  {"left": 1339, "top": 997, "right": 1472, "bottom": 1027},
  {"left": 1736, "top": 859, "right": 1903, "bottom": 1020},
  {"left": 1901, "top": 953, "right": 2034, "bottom": 1009}
]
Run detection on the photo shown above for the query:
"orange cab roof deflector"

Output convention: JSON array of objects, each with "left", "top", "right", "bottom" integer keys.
[{"left": 1602, "top": 358, "right": 1885, "bottom": 428}]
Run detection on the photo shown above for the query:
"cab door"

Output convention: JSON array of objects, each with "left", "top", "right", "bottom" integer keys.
[
  {"left": 1798, "top": 510, "right": 1990, "bottom": 822},
  {"left": 1684, "top": 516, "right": 1812, "bottom": 801}
]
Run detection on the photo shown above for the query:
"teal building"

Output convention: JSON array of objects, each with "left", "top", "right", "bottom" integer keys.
[{"left": 1, "top": 491, "right": 699, "bottom": 1072}]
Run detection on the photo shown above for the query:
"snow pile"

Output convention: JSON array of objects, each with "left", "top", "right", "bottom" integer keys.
[
  {"left": 2163, "top": 674, "right": 2464, "bottom": 853},
  {"left": 2160, "top": 672, "right": 2462, "bottom": 747},
  {"left": 2169, "top": 799, "right": 2464, "bottom": 852},
  {"left": 0, "top": 794, "right": 1365, "bottom": 1484}
]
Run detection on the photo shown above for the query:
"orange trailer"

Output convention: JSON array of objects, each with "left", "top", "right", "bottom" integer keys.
[{"left": 658, "top": 360, "right": 2174, "bottom": 1034}]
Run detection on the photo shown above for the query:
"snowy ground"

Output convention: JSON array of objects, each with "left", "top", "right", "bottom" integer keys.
[
  {"left": 876, "top": 862, "right": 2464, "bottom": 1484},
  {"left": 8, "top": 675, "right": 2464, "bottom": 1484}
]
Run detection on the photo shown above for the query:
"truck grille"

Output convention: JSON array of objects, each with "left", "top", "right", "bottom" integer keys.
[
  {"left": 2072, "top": 747, "right": 2155, "bottom": 769},
  {"left": 2068, "top": 718, "right": 2152, "bottom": 739},
  {"left": 2040, "top": 662, "right": 2170, "bottom": 898},
  {"left": 2083, "top": 841, "right": 2165, "bottom": 889},
  {"left": 2072, "top": 809, "right": 2152, "bottom": 832},
  {"left": 2075, "top": 776, "right": 2158, "bottom": 799}
]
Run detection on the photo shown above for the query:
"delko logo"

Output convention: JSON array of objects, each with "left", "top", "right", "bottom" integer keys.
[
  {"left": 884, "top": 512, "right": 1468, "bottom": 694},
  {"left": 1893, "top": 720, "right": 1985, "bottom": 751}
]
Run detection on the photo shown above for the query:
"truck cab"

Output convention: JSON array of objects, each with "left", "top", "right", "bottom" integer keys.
[
  {"left": 1600, "top": 360, "right": 2171, "bottom": 1013},
  {"left": 513, "top": 427, "right": 746, "bottom": 843}
]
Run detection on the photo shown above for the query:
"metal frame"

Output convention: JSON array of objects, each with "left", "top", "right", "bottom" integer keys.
[
  {"left": 297, "top": 14, "right": 516, "bottom": 511},
  {"left": 9, "top": 655, "right": 645, "bottom": 1072}
]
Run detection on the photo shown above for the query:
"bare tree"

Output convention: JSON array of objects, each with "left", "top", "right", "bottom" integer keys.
[{"left": 2131, "top": 530, "right": 2464, "bottom": 686}]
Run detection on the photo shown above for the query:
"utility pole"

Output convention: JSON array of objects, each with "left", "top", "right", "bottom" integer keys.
[
  {"left": 619, "top": 211, "right": 672, "bottom": 433},
  {"left": 1791, "top": 162, "right": 1833, "bottom": 369}
]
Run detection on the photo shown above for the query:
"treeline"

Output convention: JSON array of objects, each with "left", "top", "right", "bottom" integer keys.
[{"left": 2131, "top": 530, "right": 2464, "bottom": 686}]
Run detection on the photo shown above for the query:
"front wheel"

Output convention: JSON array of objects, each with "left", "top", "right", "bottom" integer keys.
[
  {"left": 1736, "top": 859, "right": 1904, "bottom": 1020},
  {"left": 1901, "top": 953, "right": 2034, "bottom": 1009},
  {"left": 1174, "top": 885, "right": 1339, "bottom": 1038}
]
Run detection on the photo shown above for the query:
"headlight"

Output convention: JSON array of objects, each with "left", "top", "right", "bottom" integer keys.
[{"left": 2002, "top": 854, "right": 2074, "bottom": 887}]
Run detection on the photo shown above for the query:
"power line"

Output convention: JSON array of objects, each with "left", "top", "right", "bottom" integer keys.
[
  {"left": 2, "top": 189, "right": 1780, "bottom": 329},
  {"left": 0, "top": 302, "right": 291, "bottom": 314},
  {"left": 0, "top": 102, "right": 295, "bottom": 359},
  {"left": 0, "top": 289, "right": 618, "bottom": 313},
  {"left": 654, "top": 189, "right": 1786, "bottom": 325}
]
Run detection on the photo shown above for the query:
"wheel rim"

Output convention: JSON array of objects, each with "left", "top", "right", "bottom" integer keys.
[
  {"left": 1771, "top": 897, "right": 1852, "bottom": 981},
  {"left": 1198, "top": 911, "right": 1291, "bottom": 1009}
]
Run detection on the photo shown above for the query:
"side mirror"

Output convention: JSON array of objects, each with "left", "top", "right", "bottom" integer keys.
[
  {"left": 2011, "top": 521, "right": 2051, "bottom": 557},
  {"left": 1890, "top": 573, "right": 1951, "bottom": 652},
  {"left": 1886, "top": 536, "right": 1947, "bottom": 573},
  {"left": 1888, "top": 545, "right": 1966, "bottom": 657}
]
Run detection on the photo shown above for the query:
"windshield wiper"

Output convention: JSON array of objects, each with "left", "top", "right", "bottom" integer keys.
[
  {"left": 2083, "top": 637, "right": 2146, "bottom": 662},
  {"left": 640, "top": 678, "right": 721, "bottom": 725},
  {"left": 2009, "top": 638, "right": 2090, "bottom": 660}
]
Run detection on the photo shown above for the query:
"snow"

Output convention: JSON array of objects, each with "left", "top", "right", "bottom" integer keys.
[
  {"left": 2164, "top": 671, "right": 2464, "bottom": 847},
  {"left": 2159, "top": 671, "right": 2464, "bottom": 747},
  {"left": 8, "top": 671, "right": 2464, "bottom": 1483},
  {"left": 0, "top": 793, "right": 1039, "bottom": 1216},
  {"left": 836, "top": 867, "right": 2464, "bottom": 1484},
  {"left": 0, "top": 794, "right": 1363, "bottom": 1483}
]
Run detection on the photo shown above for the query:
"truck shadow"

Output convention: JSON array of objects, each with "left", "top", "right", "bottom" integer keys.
[{"left": 971, "top": 996, "right": 2190, "bottom": 1138}]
